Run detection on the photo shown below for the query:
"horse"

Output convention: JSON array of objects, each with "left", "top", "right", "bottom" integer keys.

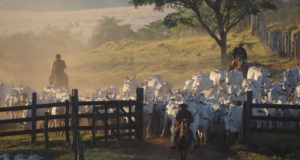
[
  {"left": 176, "top": 121, "right": 193, "bottom": 160},
  {"left": 49, "top": 71, "right": 69, "bottom": 88},
  {"left": 229, "top": 57, "right": 248, "bottom": 78}
]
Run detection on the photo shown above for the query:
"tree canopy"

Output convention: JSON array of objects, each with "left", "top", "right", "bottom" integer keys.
[{"left": 130, "top": 0, "right": 276, "bottom": 63}]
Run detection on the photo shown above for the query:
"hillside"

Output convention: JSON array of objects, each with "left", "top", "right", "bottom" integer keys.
[{"left": 66, "top": 29, "right": 300, "bottom": 92}]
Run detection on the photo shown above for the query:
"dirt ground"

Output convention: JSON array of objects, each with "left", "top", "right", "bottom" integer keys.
[{"left": 136, "top": 138, "right": 231, "bottom": 160}]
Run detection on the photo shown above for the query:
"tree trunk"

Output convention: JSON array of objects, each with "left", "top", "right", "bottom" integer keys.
[{"left": 220, "top": 35, "right": 227, "bottom": 65}]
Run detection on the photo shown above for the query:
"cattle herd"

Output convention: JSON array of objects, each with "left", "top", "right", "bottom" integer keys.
[{"left": 1, "top": 66, "right": 300, "bottom": 146}]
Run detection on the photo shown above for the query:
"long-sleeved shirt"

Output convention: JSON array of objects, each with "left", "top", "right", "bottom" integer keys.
[
  {"left": 233, "top": 47, "right": 247, "bottom": 60},
  {"left": 175, "top": 109, "right": 194, "bottom": 126}
]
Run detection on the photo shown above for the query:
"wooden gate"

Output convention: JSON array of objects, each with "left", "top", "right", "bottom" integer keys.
[
  {"left": 243, "top": 91, "right": 300, "bottom": 141},
  {"left": 0, "top": 88, "right": 144, "bottom": 160}
]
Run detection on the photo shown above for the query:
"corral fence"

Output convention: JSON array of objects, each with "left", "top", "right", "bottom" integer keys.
[
  {"left": 0, "top": 88, "right": 144, "bottom": 160},
  {"left": 250, "top": 15, "right": 300, "bottom": 60},
  {"left": 242, "top": 91, "right": 300, "bottom": 141}
]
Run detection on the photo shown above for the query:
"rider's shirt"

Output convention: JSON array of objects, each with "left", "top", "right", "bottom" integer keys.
[
  {"left": 233, "top": 47, "right": 247, "bottom": 60},
  {"left": 52, "top": 60, "right": 66, "bottom": 74},
  {"left": 175, "top": 108, "right": 194, "bottom": 126}
]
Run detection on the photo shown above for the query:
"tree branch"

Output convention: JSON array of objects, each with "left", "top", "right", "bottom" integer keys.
[
  {"left": 226, "top": 10, "right": 248, "bottom": 33},
  {"left": 191, "top": 6, "right": 221, "bottom": 45}
]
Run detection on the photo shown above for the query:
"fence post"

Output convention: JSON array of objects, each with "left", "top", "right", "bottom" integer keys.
[
  {"left": 104, "top": 104, "right": 108, "bottom": 142},
  {"left": 116, "top": 103, "right": 120, "bottom": 142},
  {"left": 128, "top": 102, "right": 132, "bottom": 139},
  {"left": 44, "top": 112, "right": 49, "bottom": 150},
  {"left": 78, "top": 134, "right": 84, "bottom": 160},
  {"left": 71, "top": 89, "right": 79, "bottom": 160},
  {"left": 135, "top": 88, "right": 144, "bottom": 141},
  {"left": 92, "top": 104, "right": 96, "bottom": 146},
  {"left": 244, "top": 91, "right": 253, "bottom": 142},
  {"left": 65, "top": 100, "right": 70, "bottom": 143},
  {"left": 31, "top": 92, "right": 37, "bottom": 143}
]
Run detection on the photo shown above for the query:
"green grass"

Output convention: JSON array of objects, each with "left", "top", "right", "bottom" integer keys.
[
  {"left": 0, "top": 129, "right": 147, "bottom": 160},
  {"left": 228, "top": 133, "right": 300, "bottom": 160},
  {"left": 67, "top": 29, "right": 300, "bottom": 92}
]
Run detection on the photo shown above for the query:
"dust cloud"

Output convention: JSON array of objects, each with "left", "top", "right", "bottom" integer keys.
[{"left": 0, "top": 6, "right": 172, "bottom": 93}]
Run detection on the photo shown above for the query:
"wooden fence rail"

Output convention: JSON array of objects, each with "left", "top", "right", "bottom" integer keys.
[
  {"left": 243, "top": 91, "right": 300, "bottom": 141},
  {"left": 0, "top": 88, "right": 144, "bottom": 160}
]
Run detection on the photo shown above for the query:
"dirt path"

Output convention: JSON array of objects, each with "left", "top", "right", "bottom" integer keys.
[{"left": 137, "top": 138, "right": 231, "bottom": 160}]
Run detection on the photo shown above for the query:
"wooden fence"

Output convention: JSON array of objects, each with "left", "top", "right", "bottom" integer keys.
[
  {"left": 251, "top": 15, "right": 300, "bottom": 60},
  {"left": 243, "top": 91, "right": 300, "bottom": 141},
  {"left": 0, "top": 88, "right": 144, "bottom": 160}
]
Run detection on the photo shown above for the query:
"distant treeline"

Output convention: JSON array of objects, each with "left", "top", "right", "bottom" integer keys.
[{"left": 88, "top": 16, "right": 203, "bottom": 48}]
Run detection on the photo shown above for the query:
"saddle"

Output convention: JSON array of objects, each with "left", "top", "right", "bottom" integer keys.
[{"left": 229, "top": 57, "right": 249, "bottom": 78}]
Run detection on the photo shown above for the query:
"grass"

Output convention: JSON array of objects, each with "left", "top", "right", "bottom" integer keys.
[
  {"left": 0, "top": 126, "right": 147, "bottom": 160},
  {"left": 228, "top": 133, "right": 300, "bottom": 160},
  {"left": 66, "top": 29, "right": 300, "bottom": 92},
  {"left": 1, "top": 125, "right": 300, "bottom": 160}
]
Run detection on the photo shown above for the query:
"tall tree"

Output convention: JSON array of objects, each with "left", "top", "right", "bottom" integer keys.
[{"left": 130, "top": 0, "right": 276, "bottom": 64}]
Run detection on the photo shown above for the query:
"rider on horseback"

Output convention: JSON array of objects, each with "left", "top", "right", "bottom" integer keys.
[
  {"left": 49, "top": 54, "right": 69, "bottom": 88},
  {"left": 233, "top": 42, "right": 247, "bottom": 62},
  {"left": 169, "top": 104, "right": 194, "bottom": 149}
]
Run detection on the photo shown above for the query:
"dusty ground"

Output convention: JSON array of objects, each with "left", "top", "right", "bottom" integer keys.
[{"left": 137, "top": 138, "right": 230, "bottom": 160}]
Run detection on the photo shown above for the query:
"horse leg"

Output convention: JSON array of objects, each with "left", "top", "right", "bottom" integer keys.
[
  {"left": 183, "top": 149, "right": 188, "bottom": 160},
  {"left": 160, "top": 114, "right": 169, "bottom": 138}
]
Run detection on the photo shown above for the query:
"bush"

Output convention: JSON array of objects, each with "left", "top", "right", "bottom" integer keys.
[{"left": 88, "top": 17, "right": 135, "bottom": 48}]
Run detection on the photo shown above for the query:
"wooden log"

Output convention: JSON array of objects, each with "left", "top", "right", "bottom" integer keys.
[
  {"left": 44, "top": 112, "right": 49, "bottom": 150},
  {"left": 31, "top": 92, "right": 37, "bottom": 143}
]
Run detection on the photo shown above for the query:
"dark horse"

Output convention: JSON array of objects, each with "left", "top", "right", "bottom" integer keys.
[
  {"left": 229, "top": 57, "right": 249, "bottom": 78},
  {"left": 176, "top": 121, "right": 193, "bottom": 160}
]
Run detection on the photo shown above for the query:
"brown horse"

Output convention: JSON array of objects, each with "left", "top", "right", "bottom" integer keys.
[
  {"left": 229, "top": 57, "right": 249, "bottom": 78},
  {"left": 176, "top": 121, "right": 193, "bottom": 160}
]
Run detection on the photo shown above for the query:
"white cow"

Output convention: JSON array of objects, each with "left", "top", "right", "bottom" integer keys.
[
  {"left": 223, "top": 105, "right": 243, "bottom": 143},
  {"left": 93, "top": 86, "right": 119, "bottom": 100},
  {"left": 209, "top": 70, "right": 226, "bottom": 89},
  {"left": 247, "top": 66, "right": 271, "bottom": 89},
  {"left": 226, "top": 70, "right": 243, "bottom": 86},
  {"left": 268, "top": 82, "right": 284, "bottom": 101},
  {"left": 192, "top": 73, "right": 213, "bottom": 97},
  {"left": 161, "top": 100, "right": 179, "bottom": 138},
  {"left": 0, "top": 82, "right": 12, "bottom": 107},
  {"left": 23, "top": 98, "right": 46, "bottom": 130},
  {"left": 294, "top": 84, "right": 300, "bottom": 101},
  {"left": 123, "top": 76, "right": 139, "bottom": 100},
  {"left": 183, "top": 78, "right": 194, "bottom": 95},
  {"left": 283, "top": 68, "right": 300, "bottom": 96},
  {"left": 155, "top": 81, "right": 173, "bottom": 101},
  {"left": 143, "top": 100, "right": 155, "bottom": 139},
  {"left": 5, "top": 89, "right": 21, "bottom": 119}
]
